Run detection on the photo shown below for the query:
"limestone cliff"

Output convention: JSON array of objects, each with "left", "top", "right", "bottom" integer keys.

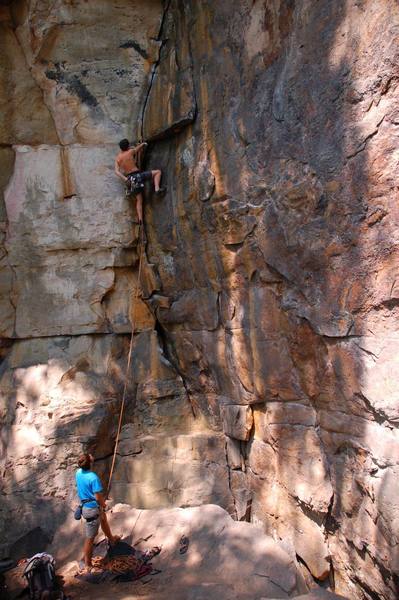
[{"left": 1, "top": 1, "right": 399, "bottom": 599}]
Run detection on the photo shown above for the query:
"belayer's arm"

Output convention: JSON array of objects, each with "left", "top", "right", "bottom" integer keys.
[{"left": 95, "top": 491, "right": 107, "bottom": 510}]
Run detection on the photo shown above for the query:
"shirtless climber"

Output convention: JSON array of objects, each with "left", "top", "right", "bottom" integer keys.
[
  {"left": 115, "top": 138, "right": 166, "bottom": 223},
  {"left": 75, "top": 453, "right": 120, "bottom": 572}
]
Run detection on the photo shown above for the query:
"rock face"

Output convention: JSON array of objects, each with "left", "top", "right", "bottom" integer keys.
[
  {"left": 1, "top": 1, "right": 399, "bottom": 599},
  {"left": 0, "top": 0, "right": 232, "bottom": 564},
  {"left": 141, "top": 1, "right": 399, "bottom": 598}
]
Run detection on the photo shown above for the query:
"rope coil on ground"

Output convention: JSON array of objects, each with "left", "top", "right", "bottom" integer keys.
[{"left": 92, "top": 554, "right": 142, "bottom": 574}]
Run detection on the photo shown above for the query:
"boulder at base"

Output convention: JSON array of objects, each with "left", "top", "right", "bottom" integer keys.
[{"left": 52, "top": 503, "right": 307, "bottom": 599}]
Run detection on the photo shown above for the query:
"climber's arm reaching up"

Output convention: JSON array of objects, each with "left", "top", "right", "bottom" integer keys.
[
  {"left": 132, "top": 142, "right": 147, "bottom": 153},
  {"left": 131, "top": 142, "right": 147, "bottom": 165}
]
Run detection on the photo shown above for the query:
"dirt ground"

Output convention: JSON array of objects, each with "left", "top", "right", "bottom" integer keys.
[{"left": 2, "top": 505, "right": 347, "bottom": 600}]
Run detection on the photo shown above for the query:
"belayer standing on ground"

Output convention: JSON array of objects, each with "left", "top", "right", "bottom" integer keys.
[
  {"left": 115, "top": 138, "right": 166, "bottom": 224},
  {"left": 75, "top": 453, "right": 120, "bottom": 572}
]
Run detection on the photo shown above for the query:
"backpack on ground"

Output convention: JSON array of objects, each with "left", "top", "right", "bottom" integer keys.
[{"left": 23, "top": 553, "right": 64, "bottom": 599}]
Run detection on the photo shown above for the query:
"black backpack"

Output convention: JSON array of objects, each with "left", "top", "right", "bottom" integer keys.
[{"left": 23, "top": 553, "right": 65, "bottom": 599}]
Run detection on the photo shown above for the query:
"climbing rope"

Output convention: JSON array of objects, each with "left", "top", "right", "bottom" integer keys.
[
  {"left": 106, "top": 143, "right": 150, "bottom": 496},
  {"left": 106, "top": 220, "right": 145, "bottom": 497}
]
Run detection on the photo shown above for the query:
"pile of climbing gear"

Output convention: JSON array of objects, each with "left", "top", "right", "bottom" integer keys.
[
  {"left": 92, "top": 554, "right": 150, "bottom": 579},
  {"left": 75, "top": 540, "right": 161, "bottom": 584}
]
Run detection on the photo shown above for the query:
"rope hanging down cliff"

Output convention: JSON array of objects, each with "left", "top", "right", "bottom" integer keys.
[
  {"left": 108, "top": 139, "right": 167, "bottom": 495},
  {"left": 107, "top": 221, "right": 145, "bottom": 496}
]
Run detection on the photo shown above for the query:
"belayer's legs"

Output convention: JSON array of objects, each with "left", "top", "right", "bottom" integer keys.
[
  {"left": 135, "top": 192, "right": 143, "bottom": 223},
  {"left": 100, "top": 509, "right": 119, "bottom": 545},
  {"left": 83, "top": 537, "right": 95, "bottom": 567},
  {"left": 81, "top": 506, "right": 100, "bottom": 569}
]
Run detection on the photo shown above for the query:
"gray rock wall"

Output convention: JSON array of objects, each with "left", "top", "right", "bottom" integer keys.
[{"left": 1, "top": 1, "right": 399, "bottom": 598}]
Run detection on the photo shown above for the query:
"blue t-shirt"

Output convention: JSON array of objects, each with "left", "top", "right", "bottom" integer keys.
[{"left": 75, "top": 469, "right": 103, "bottom": 508}]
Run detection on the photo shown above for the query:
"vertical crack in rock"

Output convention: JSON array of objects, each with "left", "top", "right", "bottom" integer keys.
[
  {"left": 324, "top": 491, "right": 337, "bottom": 591},
  {"left": 0, "top": 146, "right": 16, "bottom": 338},
  {"left": 141, "top": 0, "right": 197, "bottom": 141},
  {"left": 224, "top": 436, "right": 237, "bottom": 520},
  {"left": 140, "top": 0, "right": 172, "bottom": 140},
  {"left": 153, "top": 318, "right": 197, "bottom": 418}
]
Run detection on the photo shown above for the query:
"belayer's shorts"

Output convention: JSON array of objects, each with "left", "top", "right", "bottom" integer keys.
[{"left": 82, "top": 506, "right": 100, "bottom": 539}]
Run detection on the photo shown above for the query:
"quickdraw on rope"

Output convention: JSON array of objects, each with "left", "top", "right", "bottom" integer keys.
[{"left": 107, "top": 222, "right": 145, "bottom": 496}]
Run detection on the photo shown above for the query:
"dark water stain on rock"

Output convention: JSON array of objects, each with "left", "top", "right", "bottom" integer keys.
[
  {"left": 119, "top": 39, "right": 149, "bottom": 60},
  {"left": 45, "top": 64, "right": 98, "bottom": 107}
]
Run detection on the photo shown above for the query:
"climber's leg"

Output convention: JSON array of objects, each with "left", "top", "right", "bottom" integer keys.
[
  {"left": 135, "top": 192, "right": 143, "bottom": 223},
  {"left": 152, "top": 169, "right": 161, "bottom": 191},
  {"left": 151, "top": 169, "right": 166, "bottom": 196}
]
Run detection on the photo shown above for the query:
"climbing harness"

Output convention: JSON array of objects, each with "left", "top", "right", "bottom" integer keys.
[
  {"left": 126, "top": 172, "right": 145, "bottom": 197},
  {"left": 107, "top": 221, "right": 145, "bottom": 496},
  {"left": 126, "top": 170, "right": 154, "bottom": 196}
]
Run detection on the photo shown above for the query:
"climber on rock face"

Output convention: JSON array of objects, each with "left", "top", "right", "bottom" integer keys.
[{"left": 115, "top": 138, "right": 166, "bottom": 224}]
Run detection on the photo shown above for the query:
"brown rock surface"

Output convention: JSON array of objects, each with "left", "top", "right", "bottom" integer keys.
[
  {"left": 0, "top": 7, "right": 57, "bottom": 145},
  {"left": 221, "top": 404, "right": 253, "bottom": 441},
  {"left": 284, "top": 593, "right": 347, "bottom": 600},
  {"left": 0, "top": 334, "right": 128, "bottom": 554},
  {"left": 11, "top": 0, "right": 162, "bottom": 145},
  {"left": 1, "top": 1, "right": 399, "bottom": 599},
  {"left": 142, "top": 1, "right": 196, "bottom": 142},
  {"left": 141, "top": 0, "right": 399, "bottom": 597}
]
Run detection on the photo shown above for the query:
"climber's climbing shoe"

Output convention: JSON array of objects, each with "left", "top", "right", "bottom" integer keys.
[{"left": 155, "top": 187, "right": 167, "bottom": 197}]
